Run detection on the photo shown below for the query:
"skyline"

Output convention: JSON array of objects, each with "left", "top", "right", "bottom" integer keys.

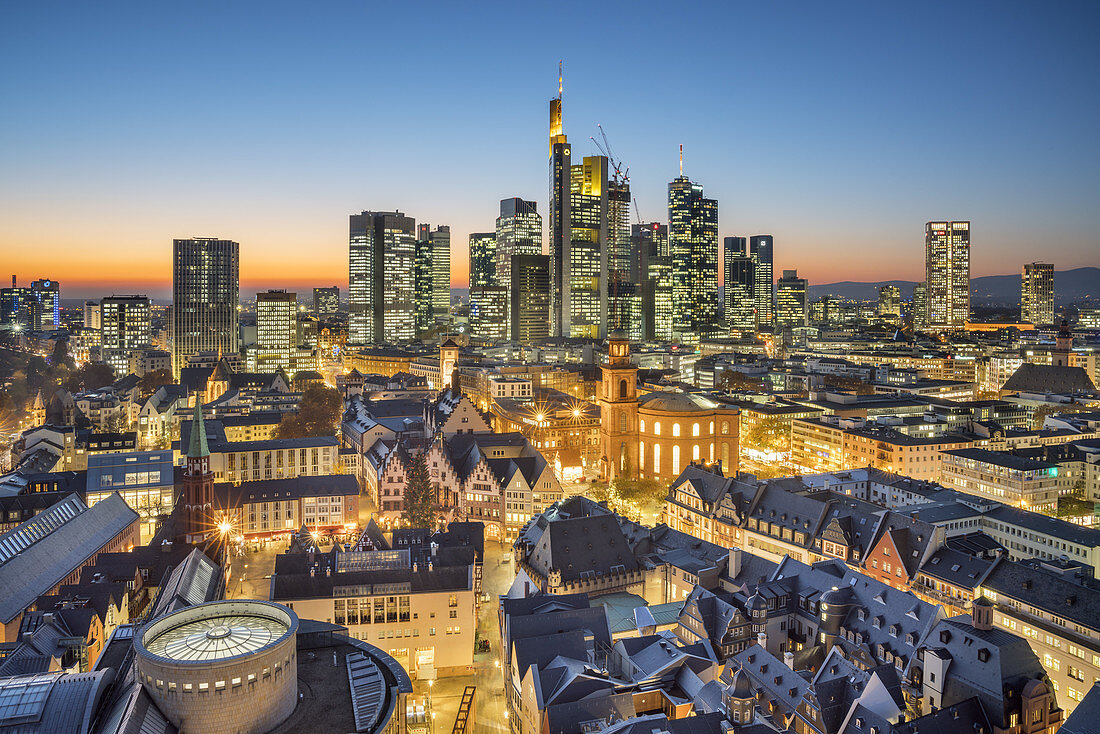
[{"left": 2, "top": 1, "right": 1099, "bottom": 300}]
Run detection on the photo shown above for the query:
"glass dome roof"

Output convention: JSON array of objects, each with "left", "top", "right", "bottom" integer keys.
[{"left": 144, "top": 613, "right": 288, "bottom": 662}]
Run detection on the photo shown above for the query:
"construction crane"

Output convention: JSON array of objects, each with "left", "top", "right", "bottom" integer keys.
[
  {"left": 589, "top": 124, "right": 629, "bottom": 188},
  {"left": 633, "top": 198, "right": 643, "bottom": 225}
]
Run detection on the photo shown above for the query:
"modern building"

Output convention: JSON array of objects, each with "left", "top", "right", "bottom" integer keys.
[
  {"left": 940, "top": 447, "right": 1062, "bottom": 512},
  {"left": 925, "top": 221, "right": 970, "bottom": 331},
  {"left": 86, "top": 450, "right": 175, "bottom": 542},
  {"left": 750, "top": 235, "right": 774, "bottom": 327},
  {"left": 510, "top": 254, "right": 550, "bottom": 344},
  {"left": 1, "top": 277, "right": 61, "bottom": 334},
  {"left": 30, "top": 278, "right": 60, "bottom": 330},
  {"left": 348, "top": 210, "right": 417, "bottom": 345},
  {"left": 468, "top": 232, "right": 496, "bottom": 289},
  {"left": 878, "top": 284, "right": 902, "bottom": 322},
  {"left": 724, "top": 237, "right": 755, "bottom": 332},
  {"left": 171, "top": 238, "right": 240, "bottom": 376},
  {"left": 775, "top": 269, "right": 808, "bottom": 329},
  {"left": 100, "top": 295, "right": 151, "bottom": 378},
  {"left": 495, "top": 198, "right": 542, "bottom": 283},
  {"left": 668, "top": 173, "right": 719, "bottom": 336},
  {"left": 254, "top": 290, "right": 297, "bottom": 375},
  {"left": 633, "top": 223, "right": 672, "bottom": 341},
  {"left": 1021, "top": 262, "right": 1055, "bottom": 326},
  {"left": 312, "top": 286, "right": 339, "bottom": 318},
  {"left": 470, "top": 286, "right": 508, "bottom": 341}
]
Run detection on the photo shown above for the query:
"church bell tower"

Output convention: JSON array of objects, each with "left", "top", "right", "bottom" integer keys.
[
  {"left": 599, "top": 331, "right": 639, "bottom": 482},
  {"left": 179, "top": 400, "right": 215, "bottom": 544}
]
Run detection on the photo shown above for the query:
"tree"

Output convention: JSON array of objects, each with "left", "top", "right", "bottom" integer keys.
[
  {"left": 718, "top": 370, "right": 765, "bottom": 392},
  {"left": 274, "top": 384, "right": 343, "bottom": 439},
  {"left": 401, "top": 451, "right": 438, "bottom": 529},
  {"left": 138, "top": 369, "right": 174, "bottom": 398},
  {"left": 50, "top": 339, "right": 74, "bottom": 371},
  {"left": 609, "top": 474, "right": 666, "bottom": 523},
  {"left": 743, "top": 415, "right": 792, "bottom": 455},
  {"left": 63, "top": 362, "right": 116, "bottom": 392}
]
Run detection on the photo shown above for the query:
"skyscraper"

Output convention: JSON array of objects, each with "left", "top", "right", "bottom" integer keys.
[
  {"left": 414, "top": 224, "right": 451, "bottom": 335},
  {"left": 1021, "top": 262, "right": 1054, "bottom": 326},
  {"left": 429, "top": 225, "right": 451, "bottom": 321},
  {"left": 511, "top": 254, "right": 551, "bottom": 343},
  {"left": 912, "top": 283, "right": 929, "bottom": 330},
  {"left": 255, "top": 290, "right": 297, "bottom": 374},
  {"left": 171, "top": 238, "right": 239, "bottom": 376},
  {"left": 0, "top": 277, "right": 60, "bottom": 334},
  {"left": 468, "top": 233, "right": 497, "bottom": 289},
  {"left": 29, "top": 279, "right": 60, "bottom": 330},
  {"left": 925, "top": 221, "right": 970, "bottom": 331},
  {"left": 723, "top": 237, "right": 755, "bottom": 332},
  {"left": 749, "top": 235, "right": 774, "bottom": 327},
  {"left": 776, "top": 270, "right": 809, "bottom": 328},
  {"left": 633, "top": 223, "right": 672, "bottom": 342},
  {"left": 470, "top": 287, "right": 508, "bottom": 341},
  {"left": 877, "top": 285, "right": 902, "bottom": 323},
  {"left": 349, "top": 211, "right": 416, "bottom": 345},
  {"left": 312, "top": 287, "right": 339, "bottom": 319},
  {"left": 668, "top": 173, "right": 719, "bottom": 335},
  {"left": 549, "top": 68, "right": 570, "bottom": 337},
  {"left": 101, "top": 295, "right": 151, "bottom": 377},
  {"left": 495, "top": 199, "right": 542, "bottom": 282}
]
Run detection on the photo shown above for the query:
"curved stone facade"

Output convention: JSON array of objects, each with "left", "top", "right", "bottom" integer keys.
[{"left": 135, "top": 600, "right": 299, "bottom": 734}]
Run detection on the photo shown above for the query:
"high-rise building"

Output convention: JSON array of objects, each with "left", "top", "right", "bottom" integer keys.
[
  {"left": 414, "top": 224, "right": 451, "bottom": 335},
  {"left": 349, "top": 211, "right": 416, "bottom": 345},
  {"left": 549, "top": 67, "right": 570, "bottom": 337},
  {"left": 83, "top": 300, "right": 101, "bottom": 346},
  {"left": 668, "top": 174, "right": 719, "bottom": 335},
  {"left": 723, "top": 237, "right": 755, "bottom": 331},
  {"left": 255, "top": 290, "right": 297, "bottom": 374},
  {"left": 632, "top": 223, "right": 672, "bottom": 342},
  {"left": 312, "top": 287, "right": 339, "bottom": 319},
  {"left": 495, "top": 199, "right": 541, "bottom": 282},
  {"left": 511, "top": 254, "right": 551, "bottom": 344},
  {"left": 749, "top": 235, "right": 774, "bottom": 327},
  {"left": 912, "top": 283, "right": 929, "bottom": 330},
  {"left": 468, "top": 233, "right": 497, "bottom": 289},
  {"left": 607, "top": 180, "right": 634, "bottom": 336},
  {"left": 29, "top": 279, "right": 60, "bottom": 330},
  {"left": 429, "top": 225, "right": 450, "bottom": 321},
  {"left": 470, "top": 286, "right": 508, "bottom": 341},
  {"left": 878, "top": 285, "right": 902, "bottom": 322},
  {"left": 925, "top": 221, "right": 970, "bottom": 331},
  {"left": 776, "top": 270, "right": 808, "bottom": 329},
  {"left": 101, "top": 295, "right": 151, "bottom": 377},
  {"left": 171, "top": 238, "right": 239, "bottom": 376},
  {"left": 1021, "top": 262, "right": 1054, "bottom": 326}
]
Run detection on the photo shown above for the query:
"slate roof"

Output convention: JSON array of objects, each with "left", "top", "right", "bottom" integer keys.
[
  {"left": 1061, "top": 682, "right": 1100, "bottom": 734},
  {"left": 270, "top": 566, "right": 471, "bottom": 601},
  {"left": 980, "top": 557, "right": 1100, "bottom": 634},
  {"left": 1001, "top": 362, "right": 1096, "bottom": 394},
  {"left": 212, "top": 474, "right": 359, "bottom": 506},
  {"left": 918, "top": 547, "right": 993, "bottom": 589}
]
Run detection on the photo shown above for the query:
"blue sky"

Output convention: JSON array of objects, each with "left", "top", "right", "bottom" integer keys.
[{"left": 1, "top": 1, "right": 1097, "bottom": 298}]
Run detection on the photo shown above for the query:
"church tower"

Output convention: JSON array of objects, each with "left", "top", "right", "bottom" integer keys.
[
  {"left": 179, "top": 400, "right": 215, "bottom": 544},
  {"left": 440, "top": 338, "right": 459, "bottom": 390},
  {"left": 1053, "top": 320, "right": 1072, "bottom": 367},
  {"left": 599, "top": 331, "right": 639, "bottom": 481}
]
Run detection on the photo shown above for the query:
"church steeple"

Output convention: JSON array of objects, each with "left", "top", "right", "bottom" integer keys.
[{"left": 180, "top": 399, "right": 214, "bottom": 544}]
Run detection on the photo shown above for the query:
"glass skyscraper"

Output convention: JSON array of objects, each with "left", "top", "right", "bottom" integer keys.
[
  {"left": 101, "top": 295, "right": 151, "bottom": 377},
  {"left": 925, "top": 221, "right": 970, "bottom": 331},
  {"left": 349, "top": 211, "right": 416, "bottom": 345},
  {"left": 749, "top": 235, "right": 774, "bottom": 327},
  {"left": 171, "top": 238, "right": 239, "bottom": 376},
  {"left": 668, "top": 176, "right": 719, "bottom": 335},
  {"left": 1021, "top": 262, "right": 1054, "bottom": 326}
]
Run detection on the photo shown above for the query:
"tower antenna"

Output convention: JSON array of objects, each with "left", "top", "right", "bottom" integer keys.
[
  {"left": 558, "top": 60, "right": 563, "bottom": 100},
  {"left": 679, "top": 144, "right": 683, "bottom": 177}
]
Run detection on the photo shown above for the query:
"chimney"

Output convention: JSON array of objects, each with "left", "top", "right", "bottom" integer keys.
[
  {"left": 728, "top": 547, "right": 742, "bottom": 579},
  {"left": 784, "top": 651, "right": 795, "bottom": 669},
  {"left": 757, "top": 631, "right": 767, "bottom": 649}
]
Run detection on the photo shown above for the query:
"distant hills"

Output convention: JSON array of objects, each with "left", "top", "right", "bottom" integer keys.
[{"left": 810, "top": 267, "right": 1100, "bottom": 306}]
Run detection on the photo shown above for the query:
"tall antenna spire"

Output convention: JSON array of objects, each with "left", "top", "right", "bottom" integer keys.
[
  {"left": 558, "top": 60, "right": 563, "bottom": 100},
  {"left": 679, "top": 144, "right": 683, "bottom": 177}
]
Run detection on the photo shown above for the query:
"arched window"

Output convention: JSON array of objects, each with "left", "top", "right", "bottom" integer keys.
[
  {"left": 710, "top": 443, "right": 714, "bottom": 462},
  {"left": 619, "top": 379, "right": 628, "bottom": 399},
  {"left": 620, "top": 443, "right": 627, "bottom": 471},
  {"left": 692, "top": 444, "right": 700, "bottom": 461},
  {"left": 653, "top": 444, "right": 660, "bottom": 474},
  {"left": 721, "top": 421, "right": 729, "bottom": 435},
  {"left": 709, "top": 421, "right": 714, "bottom": 434},
  {"left": 654, "top": 421, "right": 661, "bottom": 436},
  {"left": 722, "top": 442, "right": 730, "bottom": 467},
  {"left": 619, "top": 411, "right": 628, "bottom": 433},
  {"left": 639, "top": 418, "right": 646, "bottom": 432},
  {"left": 672, "top": 445, "right": 681, "bottom": 475},
  {"left": 673, "top": 423, "right": 681, "bottom": 437},
  {"left": 692, "top": 423, "right": 700, "bottom": 437},
  {"left": 639, "top": 441, "right": 645, "bottom": 469}
]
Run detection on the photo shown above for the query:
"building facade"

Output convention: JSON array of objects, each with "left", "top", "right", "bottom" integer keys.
[
  {"left": 101, "top": 295, "right": 151, "bottom": 378},
  {"left": 349, "top": 211, "right": 417, "bottom": 345},
  {"left": 925, "top": 221, "right": 970, "bottom": 331},
  {"left": 1021, "top": 262, "right": 1055, "bottom": 326},
  {"left": 668, "top": 175, "right": 719, "bottom": 336},
  {"left": 171, "top": 238, "right": 239, "bottom": 375}
]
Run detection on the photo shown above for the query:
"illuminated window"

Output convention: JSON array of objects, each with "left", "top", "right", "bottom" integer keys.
[
  {"left": 692, "top": 423, "right": 700, "bottom": 437},
  {"left": 654, "top": 421, "right": 661, "bottom": 436},
  {"left": 653, "top": 444, "right": 660, "bottom": 474},
  {"left": 673, "top": 423, "right": 681, "bottom": 437},
  {"left": 673, "top": 446, "right": 681, "bottom": 474}
]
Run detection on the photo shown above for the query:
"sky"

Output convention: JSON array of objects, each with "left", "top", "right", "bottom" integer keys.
[{"left": 1, "top": 1, "right": 1098, "bottom": 300}]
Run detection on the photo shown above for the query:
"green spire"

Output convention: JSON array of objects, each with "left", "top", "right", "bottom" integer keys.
[{"left": 188, "top": 400, "right": 210, "bottom": 459}]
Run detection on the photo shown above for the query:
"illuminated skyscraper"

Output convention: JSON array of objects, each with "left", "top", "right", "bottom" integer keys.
[
  {"left": 495, "top": 199, "right": 542, "bottom": 281},
  {"left": 1021, "top": 262, "right": 1054, "bottom": 326},
  {"left": 912, "top": 283, "right": 929, "bottom": 330},
  {"left": 633, "top": 223, "right": 671, "bottom": 342},
  {"left": 429, "top": 225, "right": 451, "bottom": 321},
  {"left": 776, "top": 270, "right": 808, "bottom": 328},
  {"left": 349, "top": 211, "right": 416, "bottom": 345},
  {"left": 668, "top": 173, "right": 719, "bottom": 335},
  {"left": 312, "top": 286, "right": 339, "bottom": 319},
  {"left": 749, "top": 235, "right": 774, "bottom": 327},
  {"left": 29, "top": 279, "right": 60, "bottom": 330},
  {"left": 511, "top": 254, "right": 551, "bottom": 343},
  {"left": 255, "top": 290, "right": 296, "bottom": 374},
  {"left": 470, "top": 287, "right": 507, "bottom": 341},
  {"left": 101, "top": 295, "right": 151, "bottom": 377},
  {"left": 877, "top": 285, "right": 902, "bottom": 323},
  {"left": 415, "top": 224, "right": 451, "bottom": 334},
  {"left": 724, "top": 237, "right": 756, "bottom": 332},
  {"left": 468, "top": 233, "right": 496, "bottom": 289},
  {"left": 171, "top": 238, "right": 239, "bottom": 375},
  {"left": 925, "top": 221, "right": 970, "bottom": 331},
  {"left": 549, "top": 67, "right": 570, "bottom": 337}
]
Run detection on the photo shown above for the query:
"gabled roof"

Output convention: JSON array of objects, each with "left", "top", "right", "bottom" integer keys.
[{"left": 1001, "top": 362, "right": 1096, "bottom": 394}]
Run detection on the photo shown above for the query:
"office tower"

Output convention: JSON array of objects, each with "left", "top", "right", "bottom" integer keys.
[
  {"left": 255, "top": 290, "right": 297, "bottom": 374},
  {"left": 912, "top": 283, "right": 929, "bottom": 330},
  {"left": 349, "top": 211, "right": 416, "bottom": 345},
  {"left": 776, "top": 270, "right": 809, "bottom": 328},
  {"left": 171, "top": 238, "right": 239, "bottom": 375},
  {"left": 633, "top": 224, "right": 672, "bottom": 342},
  {"left": 100, "top": 295, "right": 151, "bottom": 377},
  {"left": 470, "top": 286, "right": 508, "bottom": 341},
  {"left": 29, "top": 279, "right": 60, "bottom": 330},
  {"left": 428, "top": 225, "right": 451, "bottom": 320},
  {"left": 511, "top": 254, "right": 551, "bottom": 343},
  {"left": 668, "top": 173, "right": 719, "bottom": 335},
  {"left": 878, "top": 285, "right": 902, "bottom": 322},
  {"left": 469, "top": 233, "right": 496, "bottom": 289},
  {"left": 414, "top": 224, "right": 451, "bottom": 335},
  {"left": 724, "top": 238, "right": 756, "bottom": 332},
  {"left": 495, "top": 199, "right": 542, "bottom": 282},
  {"left": 549, "top": 67, "right": 569, "bottom": 336},
  {"left": 312, "top": 287, "right": 339, "bottom": 319},
  {"left": 1021, "top": 262, "right": 1054, "bottom": 326},
  {"left": 607, "top": 180, "right": 634, "bottom": 336},
  {"left": 749, "top": 235, "right": 774, "bottom": 327},
  {"left": 925, "top": 221, "right": 970, "bottom": 331},
  {"left": 83, "top": 300, "right": 102, "bottom": 347}
]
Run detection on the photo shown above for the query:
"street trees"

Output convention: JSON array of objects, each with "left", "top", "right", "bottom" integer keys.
[{"left": 274, "top": 384, "right": 343, "bottom": 439}]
